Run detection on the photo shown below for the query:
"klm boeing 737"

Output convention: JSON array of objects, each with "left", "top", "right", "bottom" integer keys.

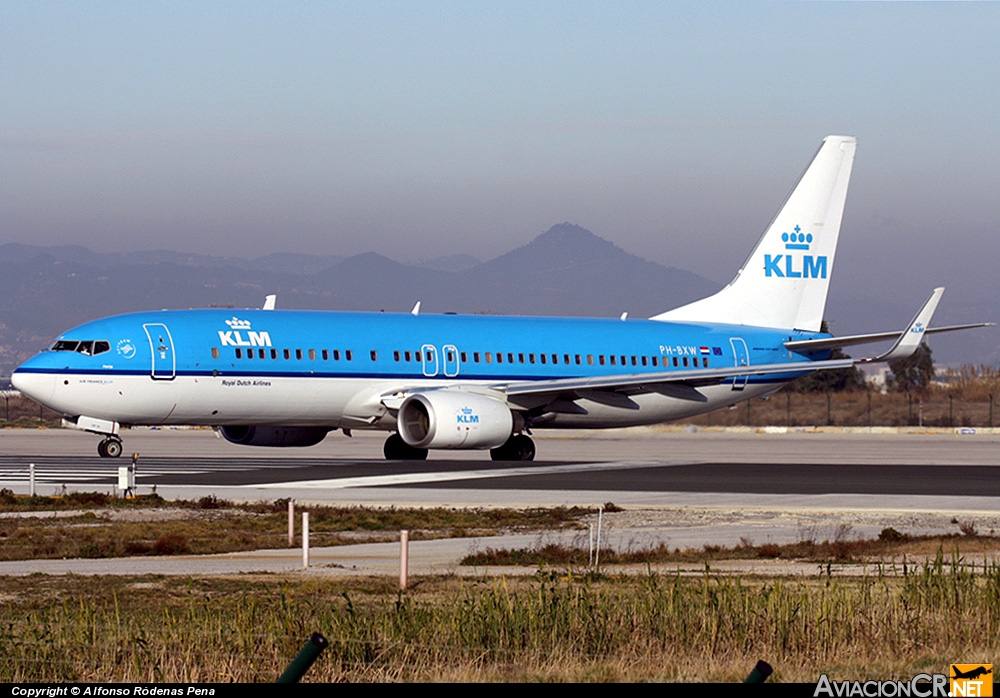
[{"left": 11, "top": 136, "right": 990, "bottom": 461}]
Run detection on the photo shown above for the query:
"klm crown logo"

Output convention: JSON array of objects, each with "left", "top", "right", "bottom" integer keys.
[
  {"left": 225, "top": 317, "right": 252, "bottom": 330},
  {"left": 782, "top": 225, "right": 814, "bottom": 250},
  {"left": 457, "top": 406, "right": 480, "bottom": 424},
  {"left": 765, "top": 224, "right": 827, "bottom": 279}
]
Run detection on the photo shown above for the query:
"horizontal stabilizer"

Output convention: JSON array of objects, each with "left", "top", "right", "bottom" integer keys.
[{"left": 785, "top": 322, "right": 994, "bottom": 354}]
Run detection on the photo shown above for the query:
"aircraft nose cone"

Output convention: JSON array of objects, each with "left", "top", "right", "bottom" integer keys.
[{"left": 11, "top": 369, "right": 55, "bottom": 405}]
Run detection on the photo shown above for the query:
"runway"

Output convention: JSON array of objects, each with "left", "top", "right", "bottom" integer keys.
[{"left": 2, "top": 426, "right": 999, "bottom": 509}]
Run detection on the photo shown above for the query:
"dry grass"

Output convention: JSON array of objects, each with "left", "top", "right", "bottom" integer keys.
[
  {"left": 0, "top": 497, "right": 591, "bottom": 561},
  {"left": 463, "top": 529, "right": 1000, "bottom": 566}
]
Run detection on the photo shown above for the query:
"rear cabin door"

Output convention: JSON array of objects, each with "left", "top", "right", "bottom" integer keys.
[
  {"left": 729, "top": 337, "right": 749, "bottom": 391},
  {"left": 143, "top": 323, "right": 176, "bottom": 380}
]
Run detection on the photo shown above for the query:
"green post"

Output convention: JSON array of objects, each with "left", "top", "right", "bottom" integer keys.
[
  {"left": 745, "top": 660, "right": 773, "bottom": 683},
  {"left": 276, "top": 632, "right": 330, "bottom": 683}
]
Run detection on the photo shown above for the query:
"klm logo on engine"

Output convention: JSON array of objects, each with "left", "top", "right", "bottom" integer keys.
[
  {"left": 764, "top": 225, "right": 827, "bottom": 279},
  {"left": 218, "top": 317, "right": 272, "bottom": 347},
  {"left": 457, "top": 406, "right": 480, "bottom": 424}
]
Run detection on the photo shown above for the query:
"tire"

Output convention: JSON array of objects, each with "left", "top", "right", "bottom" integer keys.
[
  {"left": 103, "top": 439, "right": 123, "bottom": 458},
  {"left": 491, "top": 434, "right": 535, "bottom": 461},
  {"left": 383, "top": 433, "right": 428, "bottom": 461}
]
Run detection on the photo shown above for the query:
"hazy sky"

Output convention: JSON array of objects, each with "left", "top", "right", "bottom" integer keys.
[{"left": 3, "top": 2, "right": 999, "bottom": 312}]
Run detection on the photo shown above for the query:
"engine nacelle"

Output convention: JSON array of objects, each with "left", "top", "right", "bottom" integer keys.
[
  {"left": 219, "top": 425, "right": 331, "bottom": 447},
  {"left": 398, "top": 391, "right": 513, "bottom": 449}
]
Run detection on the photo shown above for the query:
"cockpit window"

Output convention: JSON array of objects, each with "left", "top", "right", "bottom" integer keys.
[{"left": 49, "top": 339, "right": 110, "bottom": 356}]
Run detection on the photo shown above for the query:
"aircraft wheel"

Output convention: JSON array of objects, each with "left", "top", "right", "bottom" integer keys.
[
  {"left": 99, "top": 438, "right": 123, "bottom": 458},
  {"left": 383, "top": 433, "right": 428, "bottom": 461},
  {"left": 491, "top": 434, "right": 535, "bottom": 462}
]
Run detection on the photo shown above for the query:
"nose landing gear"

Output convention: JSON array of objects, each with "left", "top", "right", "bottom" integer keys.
[{"left": 98, "top": 437, "right": 123, "bottom": 458}]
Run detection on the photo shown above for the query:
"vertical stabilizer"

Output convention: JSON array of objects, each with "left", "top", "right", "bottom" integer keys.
[{"left": 652, "top": 135, "right": 856, "bottom": 331}]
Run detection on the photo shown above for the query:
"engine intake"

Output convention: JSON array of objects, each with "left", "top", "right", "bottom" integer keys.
[
  {"left": 398, "top": 391, "right": 513, "bottom": 449},
  {"left": 219, "top": 425, "right": 330, "bottom": 447}
]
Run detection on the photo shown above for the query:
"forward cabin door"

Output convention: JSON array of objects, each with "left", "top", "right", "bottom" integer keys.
[
  {"left": 143, "top": 323, "right": 176, "bottom": 380},
  {"left": 729, "top": 337, "right": 749, "bottom": 391}
]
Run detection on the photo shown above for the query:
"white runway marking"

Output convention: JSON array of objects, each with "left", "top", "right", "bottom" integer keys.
[{"left": 264, "top": 460, "right": 685, "bottom": 489}]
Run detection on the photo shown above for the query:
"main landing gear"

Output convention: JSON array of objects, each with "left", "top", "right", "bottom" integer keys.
[
  {"left": 97, "top": 436, "right": 123, "bottom": 458},
  {"left": 490, "top": 434, "right": 535, "bottom": 462},
  {"left": 383, "top": 433, "right": 428, "bottom": 461}
]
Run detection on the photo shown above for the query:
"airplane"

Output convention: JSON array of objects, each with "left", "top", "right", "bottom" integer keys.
[{"left": 10, "top": 136, "right": 991, "bottom": 461}]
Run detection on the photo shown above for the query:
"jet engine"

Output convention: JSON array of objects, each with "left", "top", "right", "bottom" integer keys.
[
  {"left": 218, "top": 425, "right": 331, "bottom": 447},
  {"left": 397, "top": 391, "right": 513, "bottom": 449}
]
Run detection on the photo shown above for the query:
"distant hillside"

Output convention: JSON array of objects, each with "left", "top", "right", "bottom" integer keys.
[{"left": 0, "top": 226, "right": 720, "bottom": 377}]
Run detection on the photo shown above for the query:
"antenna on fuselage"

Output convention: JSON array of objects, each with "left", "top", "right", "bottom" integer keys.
[
  {"left": 411, "top": 301, "right": 421, "bottom": 316},
  {"left": 262, "top": 295, "right": 276, "bottom": 310}
]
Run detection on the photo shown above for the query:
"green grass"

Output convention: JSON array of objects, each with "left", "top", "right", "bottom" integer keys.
[{"left": 2, "top": 554, "right": 998, "bottom": 682}]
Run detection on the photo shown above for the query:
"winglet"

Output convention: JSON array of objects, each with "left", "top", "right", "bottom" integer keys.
[
  {"left": 865, "top": 287, "right": 944, "bottom": 363},
  {"left": 411, "top": 301, "right": 421, "bottom": 316},
  {"left": 262, "top": 295, "right": 276, "bottom": 310}
]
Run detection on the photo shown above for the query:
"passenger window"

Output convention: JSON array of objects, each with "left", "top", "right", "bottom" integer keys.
[
  {"left": 529, "top": 353, "right": 535, "bottom": 364},
  {"left": 507, "top": 353, "right": 514, "bottom": 364},
  {"left": 322, "top": 349, "right": 328, "bottom": 360},
  {"left": 346, "top": 350, "right": 353, "bottom": 361},
  {"left": 641, "top": 356, "right": 647, "bottom": 366},
  {"left": 272, "top": 349, "right": 278, "bottom": 359},
  {"left": 308, "top": 349, "right": 316, "bottom": 360},
  {"left": 461, "top": 352, "right": 467, "bottom": 362},
  {"left": 673, "top": 357, "right": 678, "bottom": 367},
  {"left": 448, "top": 350, "right": 455, "bottom": 362},
  {"left": 651, "top": 357, "right": 658, "bottom": 367},
  {"left": 610, "top": 355, "right": 616, "bottom": 366},
  {"left": 540, "top": 354, "right": 546, "bottom": 364},
  {"left": 247, "top": 350, "right": 254, "bottom": 360},
  {"left": 683, "top": 357, "right": 688, "bottom": 367},
  {"left": 703, "top": 357, "right": 709, "bottom": 367},
  {"left": 393, "top": 350, "right": 400, "bottom": 362},
  {"left": 405, "top": 350, "right": 411, "bottom": 361},
  {"left": 211, "top": 347, "right": 219, "bottom": 359},
  {"left": 370, "top": 350, "right": 377, "bottom": 361},
  {"left": 283, "top": 349, "right": 290, "bottom": 360},
  {"left": 473, "top": 352, "right": 480, "bottom": 363},
  {"left": 496, "top": 352, "right": 503, "bottom": 364},
  {"left": 631, "top": 356, "right": 637, "bottom": 366},
  {"left": 485, "top": 352, "right": 492, "bottom": 364},
  {"left": 333, "top": 349, "right": 340, "bottom": 360},
  {"left": 551, "top": 354, "right": 558, "bottom": 364},
  {"left": 587, "top": 355, "right": 594, "bottom": 365},
  {"left": 599, "top": 355, "right": 605, "bottom": 366},
  {"left": 575, "top": 355, "right": 581, "bottom": 365},
  {"left": 518, "top": 353, "right": 524, "bottom": 364},
  {"left": 235, "top": 348, "right": 242, "bottom": 359}
]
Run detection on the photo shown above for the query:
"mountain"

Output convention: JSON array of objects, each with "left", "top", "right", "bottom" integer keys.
[{"left": 0, "top": 225, "right": 721, "bottom": 378}]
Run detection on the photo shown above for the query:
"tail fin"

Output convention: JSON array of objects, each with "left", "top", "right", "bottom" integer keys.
[{"left": 652, "top": 135, "right": 857, "bottom": 331}]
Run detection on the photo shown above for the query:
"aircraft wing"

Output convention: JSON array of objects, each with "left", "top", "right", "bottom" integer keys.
[
  {"left": 497, "top": 358, "right": 854, "bottom": 408},
  {"left": 498, "top": 287, "right": 977, "bottom": 408}
]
